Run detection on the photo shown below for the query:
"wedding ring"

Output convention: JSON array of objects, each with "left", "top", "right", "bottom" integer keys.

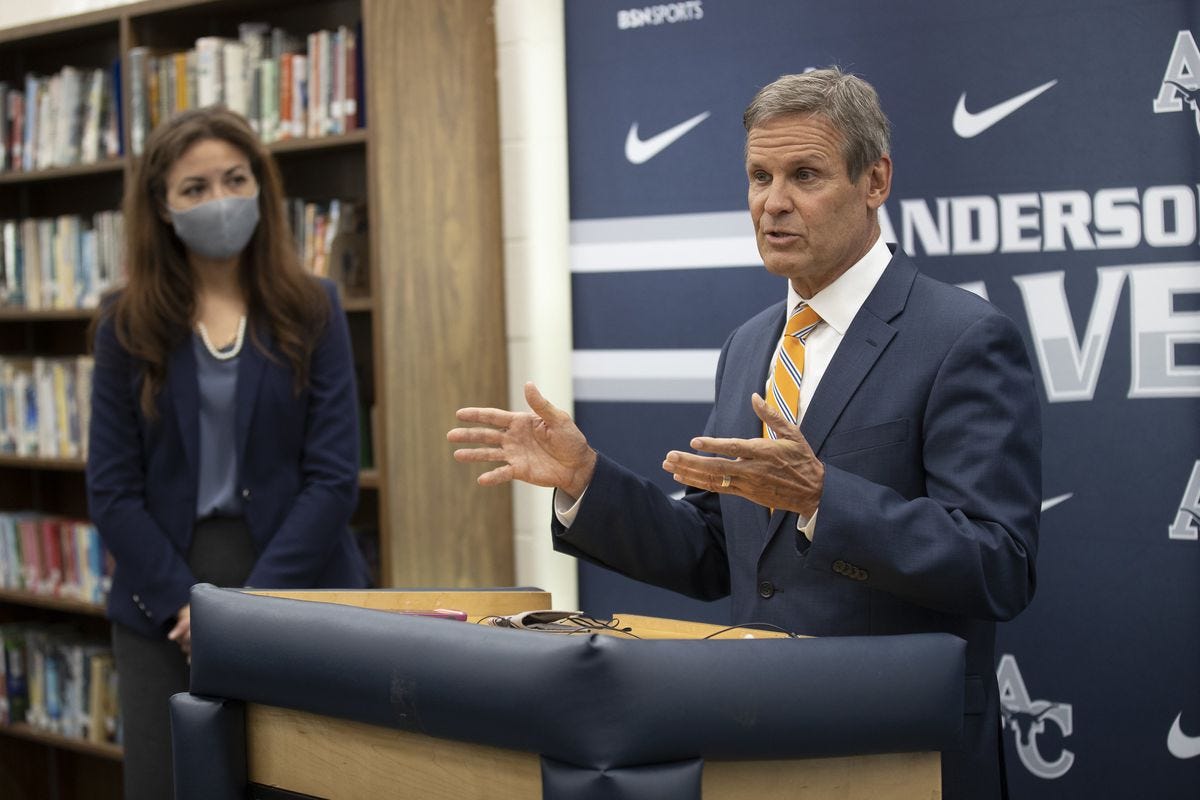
[{"left": 720, "top": 474, "right": 732, "bottom": 488}]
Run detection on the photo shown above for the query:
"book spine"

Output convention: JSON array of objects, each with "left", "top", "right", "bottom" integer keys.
[
  {"left": 0, "top": 81, "right": 8, "bottom": 170},
  {"left": 343, "top": 26, "right": 358, "bottom": 132},
  {"left": 291, "top": 55, "right": 307, "bottom": 138},
  {"left": 129, "top": 48, "right": 148, "bottom": 155},
  {"left": 194, "top": 37, "right": 223, "bottom": 108},
  {"left": 278, "top": 52, "right": 292, "bottom": 140}
]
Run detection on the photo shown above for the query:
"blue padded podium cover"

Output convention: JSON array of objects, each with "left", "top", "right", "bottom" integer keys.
[
  {"left": 169, "top": 692, "right": 246, "bottom": 800},
  {"left": 188, "top": 584, "right": 964, "bottom": 768},
  {"left": 541, "top": 756, "right": 704, "bottom": 800}
]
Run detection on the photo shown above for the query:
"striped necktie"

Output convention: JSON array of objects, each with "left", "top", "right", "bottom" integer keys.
[{"left": 764, "top": 302, "right": 822, "bottom": 439}]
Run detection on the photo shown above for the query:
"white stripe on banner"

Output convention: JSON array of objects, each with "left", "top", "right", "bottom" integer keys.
[
  {"left": 570, "top": 211, "right": 760, "bottom": 272},
  {"left": 573, "top": 349, "right": 721, "bottom": 402}
]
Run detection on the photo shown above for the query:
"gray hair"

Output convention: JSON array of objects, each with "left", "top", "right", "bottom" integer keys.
[{"left": 743, "top": 68, "right": 891, "bottom": 181}]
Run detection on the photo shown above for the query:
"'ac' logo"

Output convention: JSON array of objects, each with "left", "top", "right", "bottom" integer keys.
[
  {"left": 997, "top": 654, "right": 1075, "bottom": 779},
  {"left": 1168, "top": 459, "right": 1200, "bottom": 541},
  {"left": 1153, "top": 31, "right": 1200, "bottom": 136}
]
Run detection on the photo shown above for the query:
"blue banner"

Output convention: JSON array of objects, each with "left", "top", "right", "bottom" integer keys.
[{"left": 565, "top": 0, "right": 1200, "bottom": 795}]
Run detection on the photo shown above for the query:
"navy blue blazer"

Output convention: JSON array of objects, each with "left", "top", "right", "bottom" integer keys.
[
  {"left": 554, "top": 251, "right": 1041, "bottom": 800},
  {"left": 87, "top": 279, "right": 368, "bottom": 637}
]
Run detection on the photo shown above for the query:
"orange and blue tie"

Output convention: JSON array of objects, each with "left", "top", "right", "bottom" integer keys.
[{"left": 764, "top": 302, "right": 822, "bottom": 439}]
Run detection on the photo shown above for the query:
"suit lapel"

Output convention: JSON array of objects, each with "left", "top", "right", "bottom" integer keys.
[
  {"left": 167, "top": 337, "right": 199, "bottom": 479},
  {"left": 801, "top": 254, "right": 913, "bottom": 455},
  {"left": 235, "top": 322, "right": 269, "bottom": 466}
]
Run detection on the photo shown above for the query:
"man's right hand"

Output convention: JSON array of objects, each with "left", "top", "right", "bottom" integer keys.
[{"left": 449, "top": 382, "right": 597, "bottom": 500}]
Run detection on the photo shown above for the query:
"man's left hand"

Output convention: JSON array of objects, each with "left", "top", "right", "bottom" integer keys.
[{"left": 662, "top": 393, "right": 824, "bottom": 515}]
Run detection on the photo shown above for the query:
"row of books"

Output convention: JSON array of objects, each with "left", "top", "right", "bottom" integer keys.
[
  {"left": 0, "top": 513, "right": 112, "bottom": 607},
  {"left": 128, "top": 22, "right": 362, "bottom": 153},
  {"left": 0, "top": 211, "right": 125, "bottom": 310},
  {"left": 287, "top": 198, "right": 369, "bottom": 297},
  {"left": 0, "top": 198, "right": 366, "bottom": 310},
  {"left": 0, "top": 356, "right": 95, "bottom": 460},
  {"left": 0, "top": 623, "right": 120, "bottom": 745},
  {"left": 0, "top": 64, "right": 123, "bottom": 174}
]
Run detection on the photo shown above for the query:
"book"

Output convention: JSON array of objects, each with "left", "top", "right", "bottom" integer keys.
[
  {"left": 343, "top": 26, "right": 358, "bottom": 132},
  {"left": 0, "top": 81, "right": 8, "bottom": 169},
  {"left": 279, "top": 52, "right": 293, "bottom": 140},
  {"left": 107, "top": 57, "right": 122, "bottom": 158},
  {"left": 222, "top": 40, "right": 248, "bottom": 119},
  {"left": 259, "top": 57, "right": 278, "bottom": 142},
  {"left": 78, "top": 68, "right": 104, "bottom": 164},
  {"left": 1, "top": 625, "right": 29, "bottom": 724},
  {"left": 16, "top": 516, "right": 41, "bottom": 597},
  {"left": 290, "top": 54, "right": 307, "bottom": 139},
  {"left": 128, "top": 47, "right": 150, "bottom": 155},
  {"left": 86, "top": 652, "right": 115, "bottom": 743},
  {"left": 56, "top": 66, "right": 83, "bottom": 166},
  {"left": 39, "top": 518, "right": 63, "bottom": 596},
  {"left": 195, "top": 36, "right": 229, "bottom": 108},
  {"left": 6, "top": 89, "right": 24, "bottom": 171},
  {"left": 238, "top": 22, "right": 270, "bottom": 135}
]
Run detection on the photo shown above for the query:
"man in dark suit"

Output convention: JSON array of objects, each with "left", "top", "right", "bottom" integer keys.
[{"left": 450, "top": 68, "right": 1041, "bottom": 800}]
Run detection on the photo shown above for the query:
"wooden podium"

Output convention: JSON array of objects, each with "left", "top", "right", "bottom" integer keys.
[{"left": 171, "top": 586, "right": 959, "bottom": 800}]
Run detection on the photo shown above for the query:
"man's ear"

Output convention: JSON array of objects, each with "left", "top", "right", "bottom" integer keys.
[{"left": 865, "top": 155, "right": 892, "bottom": 210}]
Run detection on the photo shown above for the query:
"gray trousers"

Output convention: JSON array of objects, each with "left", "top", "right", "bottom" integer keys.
[{"left": 111, "top": 517, "right": 255, "bottom": 800}]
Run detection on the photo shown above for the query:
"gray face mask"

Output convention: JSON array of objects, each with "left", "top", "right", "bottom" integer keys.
[{"left": 169, "top": 192, "right": 260, "bottom": 260}]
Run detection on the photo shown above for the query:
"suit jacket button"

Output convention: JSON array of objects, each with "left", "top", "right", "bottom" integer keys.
[
  {"left": 241, "top": 488, "right": 251, "bottom": 499},
  {"left": 833, "top": 560, "right": 847, "bottom": 574},
  {"left": 758, "top": 581, "right": 775, "bottom": 599}
]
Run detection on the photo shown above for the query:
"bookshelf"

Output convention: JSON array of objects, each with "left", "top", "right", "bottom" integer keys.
[{"left": 0, "top": 0, "right": 510, "bottom": 796}]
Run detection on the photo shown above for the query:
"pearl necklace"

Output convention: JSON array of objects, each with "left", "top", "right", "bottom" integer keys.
[{"left": 196, "top": 315, "right": 247, "bottom": 361}]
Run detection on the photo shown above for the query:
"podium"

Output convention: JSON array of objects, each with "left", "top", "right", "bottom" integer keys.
[{"left": 170, "top": 584, "right": 964, "bottom": 799}]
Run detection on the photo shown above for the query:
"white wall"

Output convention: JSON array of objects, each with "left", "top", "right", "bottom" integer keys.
[{"left": 493, "top": 0, "right": 578, "bottom": 607}]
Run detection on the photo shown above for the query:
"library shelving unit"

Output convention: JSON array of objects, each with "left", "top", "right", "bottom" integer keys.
[{"left": 0, "top": 0, "right": 510, "bottom": 797}]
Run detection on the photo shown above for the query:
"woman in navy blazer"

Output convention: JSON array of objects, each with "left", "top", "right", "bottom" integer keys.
[{"left": 86, "top": 107, "right": 367, "bottom": 800}]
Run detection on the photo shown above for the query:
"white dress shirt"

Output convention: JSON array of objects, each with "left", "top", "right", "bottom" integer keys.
[{"left": 556, "top": 234, "right": 894, "bottom": 532}]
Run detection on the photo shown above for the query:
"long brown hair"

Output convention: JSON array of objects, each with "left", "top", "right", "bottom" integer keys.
[{"left": 105, "top": 106, "right": 328, "bottom": 418}]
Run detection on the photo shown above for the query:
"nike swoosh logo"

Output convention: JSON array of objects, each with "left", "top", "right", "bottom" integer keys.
[
  {"left": 625, "top": 111, "right": 711, "bottom": 164},
  {"left": 1168, "top": 713, "right": 1200, "bottom": 759},
  {"left": 953, "top": 80, "right": 1058, "bottom": 138},
  {"left": 1041, "top": 493, "right": 1072, "bottom": 512}
]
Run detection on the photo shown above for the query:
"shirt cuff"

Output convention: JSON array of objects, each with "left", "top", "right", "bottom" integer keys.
[
  {"left": 797, "top": 507, "right": 819, "bottom": 542},
  {"left": 554, "top": 485, "right": 588, "bottom": 527}
]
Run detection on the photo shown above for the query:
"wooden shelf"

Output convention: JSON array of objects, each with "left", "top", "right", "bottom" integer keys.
[
  {"left": 0, "top": 587, "right": 107, "bottom": 617},
  {"left": 358, "top": 468, "right": 379, "bottom": 489},
  {"left": 0, "top": 455, "right": 87, "bottom": 471},
  {"left": 342, "top": 296, "right": 373, "bottom": 313},
  {"left": 0, "top": 307, "right": 98, "bottom": 322},
  {"left": 268, "top": 129, "right": 368, "bottom": 155},
  {"left": 0, "top": 722, "right": 122, "bottom": 761},
  {"left": 0, "top": 159, "right": 126, "bottom": 185}
]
